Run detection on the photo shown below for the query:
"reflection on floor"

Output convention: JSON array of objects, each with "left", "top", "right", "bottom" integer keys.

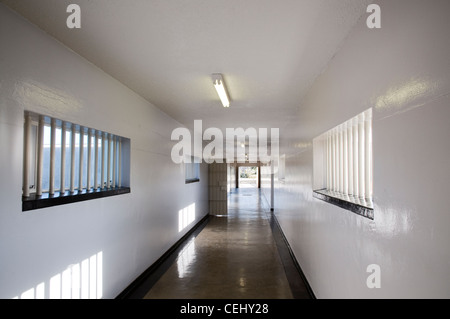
[{"left": 143, "top": 188, "right": 308, "bottom": 299}]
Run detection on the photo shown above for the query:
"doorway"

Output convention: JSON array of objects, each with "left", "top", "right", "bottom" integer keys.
[{"left": 238, "top": 166, "right": 259, "bottom": 189}]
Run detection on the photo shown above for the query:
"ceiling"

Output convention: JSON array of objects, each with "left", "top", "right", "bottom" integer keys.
[{"left": 2, "top": 0, "right": 370, "bottom": 137}]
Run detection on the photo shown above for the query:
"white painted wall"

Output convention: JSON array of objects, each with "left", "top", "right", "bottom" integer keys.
[
  {"left": 0, "top": 4, "right": 208, "bottom": 299},
  {"left": 260, "top": 163, "right": 272, "bottom": 210},
  {"left": 274, "top": 0, "right": 450, "bottom": 298}
]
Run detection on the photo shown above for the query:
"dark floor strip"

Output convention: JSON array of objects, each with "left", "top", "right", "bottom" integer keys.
[{"left": 269, "top": 213, "right": 316, "bottom": 299}]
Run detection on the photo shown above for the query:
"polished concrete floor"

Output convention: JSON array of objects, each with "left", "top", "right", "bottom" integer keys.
[{"left": 142, "top": 188, "right": 309, "bottom": 299}]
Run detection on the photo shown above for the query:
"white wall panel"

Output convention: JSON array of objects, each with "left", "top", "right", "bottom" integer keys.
[
  {"left": 0, "top": 4, "right": 208, "bottom": 299},
  {"left": 275, "top": 0, "right": 450, "bottom": 298}
]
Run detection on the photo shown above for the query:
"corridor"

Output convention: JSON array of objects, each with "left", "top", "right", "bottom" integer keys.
[
  {"left": 2, "top": 0, "right": 449, "bottom": 300},
  {"left": 143, "top": 188, "right": 308, "bottom": 299}
]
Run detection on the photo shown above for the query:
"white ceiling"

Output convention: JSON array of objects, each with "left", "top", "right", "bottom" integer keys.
[{"left": 2, "top": 0, "right": 370, "bottom": 135}]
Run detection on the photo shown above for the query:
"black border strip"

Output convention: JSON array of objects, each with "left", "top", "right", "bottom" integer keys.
[
  {"left": 261, "top": 189, "right": 315, "bottom": 299},
  {"left": 116, "top": 213, "right": 210, "bottom": 299},
  {"left": 22, "top": 187, "right": 131, "bottom": 211},
  {"left": 313, "top": 190, "right": 374, "bottom": 220},
  {"left": 269, "top": 212, "right": 316, "bottom": 299},
  {"left": 185, "top": 178, "right": 200, "bottom": 184}
]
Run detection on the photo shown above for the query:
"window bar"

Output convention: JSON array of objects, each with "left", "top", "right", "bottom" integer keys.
[
  {"left": 112, "top": 135, "right": 117, "bottom": 188},
  {"left": 358, "top": 113, "right": 365, "bottom": 199},
  {"left": 338, "top": 126, "right": 343, "bottom": 194},
  {"left": 23, "top": 112, "right": 32, "bottom": 198},
  {"left": 36, "top": 115, "right": 45, "bottom": 196},
  {"left": 365, "top": 110, "right": 373, "bottom": 201},
  {"left": 70, "top": 124, "right": 76, "bottom": 193},
  {"left": 94, "top": 131, "right": 99, "bottom": 190},
  {"left": 327, "top": 132, "right": 331, "bottom": 190},
  {"left": 328, "top": 133, "right": 332, "bottom": 191},
  {"left": 107, "top": 133, "right": 112, "bottom": 189},
  {"left": 341, "top": 125, "right": 345, "bottom": 194},
  {"left": 336, "top": 127, "right": 342, "bottom": 193},
  {"left": 331, "top": 130, "right": 334, "bottom": 191},
  {"left": 78, "top": 126, "right": 84, "bottom": 191},
  {"left": 326, "top": 133, "right": 329, "bottom": 189},
  {"left": 118, "top": 137, "right": 122, "bottom": 188},
  {"left": 60, "top": 121, "right": 66, "bottom": 194},
  {"left": 87, "top": 129, "right": 92, "bottom": 191},
  {"left": 352, "top": 118, "right": 359, "bottom": 198},
  {"left": 343, "top": 123, "right": 348, "bottom": 196},
  {"left": 49, "top": 118, "right": 56, "bottom": 195},
  {"left": 101, "top": 132, "right": 106, "bottom": 189},
  {"left": 334, "top": 129, "right": 338, "bottom": 193},
  {"left": 332, "top": 128, "right": 337, "bottom": 192},
  {"left": 347, "top": 122, "right": 354, "bottom": 197}
]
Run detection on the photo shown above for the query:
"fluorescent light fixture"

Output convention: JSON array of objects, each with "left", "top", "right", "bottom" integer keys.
[{"left": 212, "top": 73, "right": 230, "bottom": 107}]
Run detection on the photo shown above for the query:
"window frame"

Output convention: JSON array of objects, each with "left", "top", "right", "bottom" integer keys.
[
  {"left": 312, "top": 108, "right": 374, "bottom": 219},
  {"left": 185, "top": 156, "right": 200, "bottom": 184},
  {"left": 22, "top": 111, "right": 130, "bottom": 211}
]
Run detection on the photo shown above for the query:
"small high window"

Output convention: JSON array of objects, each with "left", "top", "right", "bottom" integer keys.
[
  {"left": 22, "top": 111, "right": 130, "bottom": 211},
  {"left": 313, "top": 108, "right": 373, "bottom": 219},
  {"left": 185, "top": 156, "right": 200, "bottom": 183}
]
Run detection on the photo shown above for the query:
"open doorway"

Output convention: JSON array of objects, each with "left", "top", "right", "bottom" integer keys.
[{"left": 238, "top": 166, "right": 259, "bottom": 188}]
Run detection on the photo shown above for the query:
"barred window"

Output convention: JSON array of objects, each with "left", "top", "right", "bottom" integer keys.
[
  {"left": 22, "top": 111, "right": 130, "bottom": 211},
  {"left": 185, "top": 156, "right": 200, "bottom": 183},
  {"left": 313, "top": 108, "right": 373, "bottom": 219}
]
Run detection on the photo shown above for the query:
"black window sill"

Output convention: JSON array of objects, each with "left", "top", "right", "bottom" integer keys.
[
  {"left": 185, "top": 179, "right": 200, "bottom": 184},
  {"left": 313, "top": 189, "right": 374, "bottom": 220},
  {"left": 22, "top": 187, "right": 131, "bottom": 211}
]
